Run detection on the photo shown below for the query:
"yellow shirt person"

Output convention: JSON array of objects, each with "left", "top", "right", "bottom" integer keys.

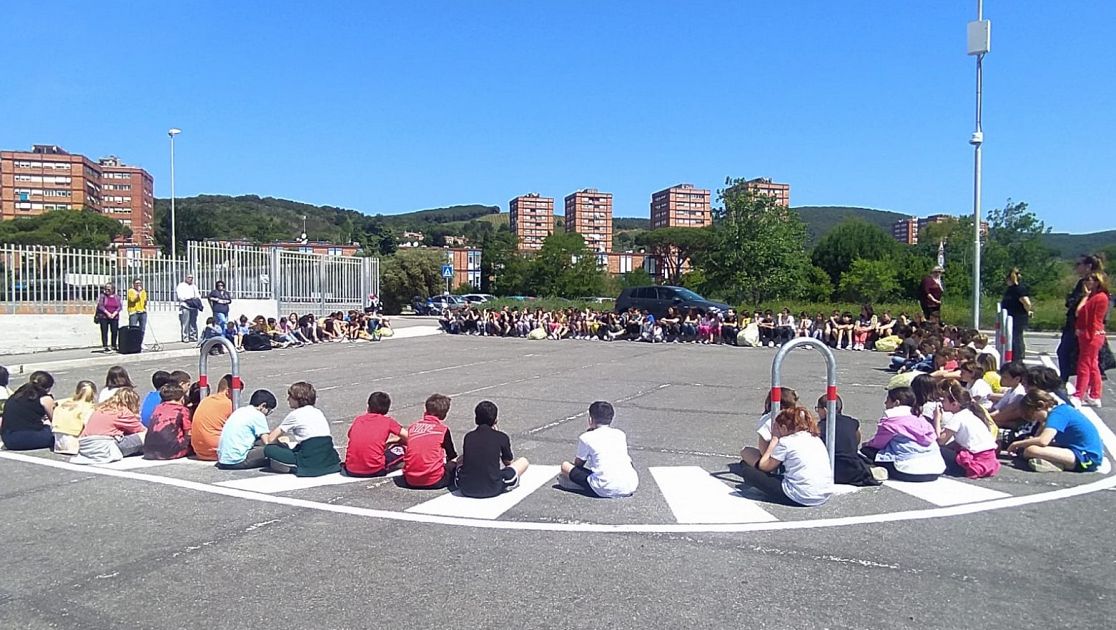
[{"left": 127, "top": 280, "right": 148, "bottom": 328}]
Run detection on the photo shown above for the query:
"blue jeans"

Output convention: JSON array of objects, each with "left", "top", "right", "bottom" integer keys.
[
  {"left": 129, "top": 311, "right": 147, "bottom": 331},
  {"left": 215, "top": 312, "right": 229, "bottom": 328}
]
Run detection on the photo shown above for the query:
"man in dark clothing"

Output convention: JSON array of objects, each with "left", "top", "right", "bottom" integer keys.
[
  {"left": 919, "top": 266, "right": 944, "bottom": 322},
  {"left": 207, "top": 281, "right": 233, "bottom": 328}
]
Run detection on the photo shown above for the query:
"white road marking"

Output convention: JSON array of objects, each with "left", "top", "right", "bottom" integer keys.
[
  {"left": 884, "top": 478, "right": 1010, "bottom": 506},
  {"left": 1, "top": 451, "right": 1113, "bottom": 533},
  {"left": 650, "top": 466, "right": 778, "bottom": 524},
  {"left": 405, "top": 465, "right": 560, "bottom": 519},
  {"left": 214, "top": 470, "right": 400, "bottom": 493},
  {"left": 93, "top": 458, "right": 175, "bottom": 470},
  {"left": 1040, "top": 354, "right": 1113, "bottom": 474}
]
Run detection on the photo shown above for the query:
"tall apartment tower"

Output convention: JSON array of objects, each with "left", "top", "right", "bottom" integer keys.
[
  {"left": 0, "top": 145, "right": 155, "bottom": 247},
  {"left": 509, "top": 193, "right": 554, "bottom": 251},
  {"left": 892, "top": 217, "right": 919, "bottom": 245},
  {"left": 650, "top": 183, "right": 711, "bottom": 229},
  {"left": 564, "top": 188, "right": 612, "bottom": 254},
  {"left": 744, "top": 177, "right": 791, "bottom": 207}
]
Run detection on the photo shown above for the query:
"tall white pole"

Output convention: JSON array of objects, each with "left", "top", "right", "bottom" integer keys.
[
  {"left": 168, "top": 128, "right": 181, "bottom": 261},
  {"left": 969, "top": 0, "right": 987, "bottom": 330}
]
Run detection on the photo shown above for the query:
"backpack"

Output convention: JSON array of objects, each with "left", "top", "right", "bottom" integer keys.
[{"left": 243, "top": 332, "right": 272, "bottom": 351}]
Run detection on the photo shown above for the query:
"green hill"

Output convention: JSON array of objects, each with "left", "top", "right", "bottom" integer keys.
[
  {"left": 1041, "top": 230, "right": 1116, "bottom": 259},
  {"left": 793, "top": 206, "right": 909, "bottom": 245}
]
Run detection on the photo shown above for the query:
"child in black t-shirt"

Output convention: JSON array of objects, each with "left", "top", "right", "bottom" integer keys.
[
  {"left": 456, "top": 401, "right": 530, "bottom": 498},
  {"left": 815, "top": 394, "right": 880, "bottom": 486}
]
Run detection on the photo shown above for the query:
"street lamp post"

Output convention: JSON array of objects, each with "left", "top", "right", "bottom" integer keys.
[
  {"left": 168, "top": 128, "right": 182, "bottom": 261},
  {"left": 967, "top": 2, "right": 990, "bottom": 329}
]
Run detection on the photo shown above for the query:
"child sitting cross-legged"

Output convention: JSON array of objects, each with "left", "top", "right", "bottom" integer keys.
[
  {"left": 739, "top": 407, "right": 834, "bottom": 506},
  {"left": 935, "top": 379, "right": 1000, "bottom": 479},
  {"left": 143, "top": 382, "right": 193, "bottom": 460},
  {"left": 860, "top": 386, "right": 945, "bottom": 482},
  {"left": 456, "top": 400, "right": 530, "bottom": 498},
  {"left": 343, "top": 391, "right": 408, "bottom": 477},
  {"left": 402, "top": 394, "right": 458, "bottom": 489},
  {"left": 1007, "top": 388, "right": 1104, "bottom": 473}
]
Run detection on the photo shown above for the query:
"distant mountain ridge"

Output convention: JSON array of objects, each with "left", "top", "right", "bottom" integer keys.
[{"left": 154, "top": 195, "right": 1113, "bottom": 258}]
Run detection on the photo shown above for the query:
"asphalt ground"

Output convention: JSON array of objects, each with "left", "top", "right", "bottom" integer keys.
[{"left": 1, "top": 329, "right": 1114, "bottom": 629}]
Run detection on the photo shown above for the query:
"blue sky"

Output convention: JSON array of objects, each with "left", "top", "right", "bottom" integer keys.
[{"left": 2, "top": 1, "right": 1111, "bottom": 233}]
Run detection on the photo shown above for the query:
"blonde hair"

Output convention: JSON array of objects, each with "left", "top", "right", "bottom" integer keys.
[
  {"left": 1006, "top": 267, "right": 1021, "bottom": 285},
  {"left": 98, "top": 387, "right": 140, "bottom": 414},
  {"left": 71, "top": 380, "right": 98, "bottom": 404}
]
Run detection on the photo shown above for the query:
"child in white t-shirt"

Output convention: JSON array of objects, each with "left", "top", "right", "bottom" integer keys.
[
  {"left": 558, "top": 401, "right": 638, "bottom": 498},
  {"left": 960, "top": 361, "right": 994, "bottom": 410},
  {"left": 740, "top": 407, "right": 834, "bottom": 506},
  {"left": 936, "top": 379, "right": 1000, "bottom": 479},
  {"left": 749, "top": 387, "right": 800, "bottom": 455}
]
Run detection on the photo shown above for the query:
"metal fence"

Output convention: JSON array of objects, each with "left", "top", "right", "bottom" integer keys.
[{"left": 0, "top": 242, "right": 378, "bottom": 315}]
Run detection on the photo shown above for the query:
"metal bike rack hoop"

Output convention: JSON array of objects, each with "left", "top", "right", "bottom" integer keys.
[
  {"left": 197, "top": 336, "right": 243, "bottom": 408},
  {"left": 770, "top": 336, "right": 839, "bottom": 474}
]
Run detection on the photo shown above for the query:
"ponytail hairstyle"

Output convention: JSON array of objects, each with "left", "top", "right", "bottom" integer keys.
[
  {"left": 943, "top": 379, "right": 996, "bottom": 432},
  {"left": 1078, "top": 254, "right": 1104, "bottom": 274},
  {"left": 71, "top": 380, "right": 98, "bottom": 404},
  {"left": 11, "top": 370, "right": 54, "bottom": 401},
  {"left": 1006, "top": 267, "right": 1021, "bottom": 285},
  {"left": 774, "top": 406, "right": 819, "bottom": 438}
]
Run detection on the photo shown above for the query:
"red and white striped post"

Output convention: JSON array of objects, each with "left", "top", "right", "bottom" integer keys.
[{"left": 770, "top": 337, "right": 839, "bottom": 474}]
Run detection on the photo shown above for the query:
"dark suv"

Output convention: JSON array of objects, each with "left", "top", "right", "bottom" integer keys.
[{"left": 614, "top": 286, "right": 731, "bottom": 319}]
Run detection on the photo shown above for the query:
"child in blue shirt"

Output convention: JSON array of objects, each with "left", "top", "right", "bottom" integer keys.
[{"left": 1008, "top": 389, "right": 1104, "bottom": 472}]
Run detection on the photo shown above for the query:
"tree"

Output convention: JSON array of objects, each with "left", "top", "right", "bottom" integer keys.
[
  {"left": 526, "top": 232, "right": 606, "bottom": 298},
  {"left": 635, "top": 227, "right": 713, "bottom": 285},
  {"left": 802, "top": 265, "right": 834, "bottom": 302},
  {"left": 378, "top": 249, "right": 444, "bottom": 314},
  {"left": 619, "top": 267, "right": 654, "bottom": 289},
  {"left": 982, "top": 199, "right": 1059, "bottom": 297},
  {"left": 0, "top": 209, "right": 130, "bottom": 249},
  {"left": 810, "top": 219, "right": 900, "bottom": 286},
  {"left": 698, "top": 178, "right": 809, "bottom": 306},
  {"left": 838, "top": 259, "right": 901, "bottom": 303}
]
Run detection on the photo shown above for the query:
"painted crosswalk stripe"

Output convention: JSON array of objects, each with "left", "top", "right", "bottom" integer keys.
[
  {"left": 215, "top": 470, "right": 401, "bottom": 494},
  {"left": 650, "top": 466, "right": 778, "bottom": 524},
  {"left": 405, "top": 465, "right": 560, "bottom": 520},
  {"left": 884, "top": 477, "right": 1009, "bottom": 506}
]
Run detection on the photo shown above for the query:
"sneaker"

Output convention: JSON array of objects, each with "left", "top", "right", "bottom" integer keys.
[
  {"left": 1083, "top": 397, "right": 1103, "bottom": 408},
  {"left": 870, "top": 466, "right": 889, "bottom": 482},
  {"left": 1028, "top": 458, "right": 1062, "bottom": 473}
]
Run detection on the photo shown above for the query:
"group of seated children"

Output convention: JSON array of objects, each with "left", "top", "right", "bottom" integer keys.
[
  {"left": 735, "top": 363, "right": 1104, "bottom": 506},
  {"left": 201, "top": 310, "right": 393, "bottom": 353}
]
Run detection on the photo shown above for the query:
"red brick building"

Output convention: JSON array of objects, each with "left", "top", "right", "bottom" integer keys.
[
  {"left": 509, "top": 193, "right": 554, "bottom": 251},
  {"left": 564, "top": 188, "right": 612, "bottom": 254},
  {"left": 599, "top": 251, "right": 647, "bottom": 276},
  {"left": 743, "top": 177, "right": 790, "bottom": 207},
  {"left": 891, "top": 214, "right": 990, "bottom": 246},
  {"left": 650, "top": 183, "right": 711, "bottom": 229},
  {"left": 0, "top": 145, "right": 154, "bottom": 247},
  {"left": 211, "top": 239, "right": 361, "bottom": 256}
]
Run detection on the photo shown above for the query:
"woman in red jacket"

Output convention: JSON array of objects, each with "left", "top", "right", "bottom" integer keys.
[{"left": 1075, "top": 272, "right": 1111, "bottom": 406}]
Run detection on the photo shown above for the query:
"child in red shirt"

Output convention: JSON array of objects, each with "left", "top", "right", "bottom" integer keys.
[
  {"left": 402, "top": 393, "right": 458, "bottom": 489},
  {"left": 343, "top": 391, "right": 407, "bottom": 477}
]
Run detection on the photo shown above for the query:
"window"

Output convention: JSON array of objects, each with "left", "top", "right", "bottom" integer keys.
[{"left": 328, "top": 248, "right": 343, "bottom": 256}]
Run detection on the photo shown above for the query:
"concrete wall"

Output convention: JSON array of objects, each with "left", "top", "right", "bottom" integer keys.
[{"left": 0, "top": 299, "right": 279, "bottom": 354}]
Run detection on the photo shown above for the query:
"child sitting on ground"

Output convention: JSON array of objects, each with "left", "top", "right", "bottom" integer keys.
[
  {"left": 753, "top": 387, "right": 800, "bottom": 453},
  {"left": 343, "top": 391, "right": 408, "bottom": 477},
  {"left": 936, "top": 380, "right": 1000, "bottom": 479},
  {"left": 78, "top": 388, "right": 146, "bottom": 460},
  {"left": 814, "top": 394, "right": 879, "bottom": 486},
  {"left": 51, "top": 381, "right": 98, "bottom": 455},
  {"left": 402, "top": 394, "right": 458, "bottom": 489},
  {"left": 264, "top": 382, "right": 340, "bottom": 477},
  {"left": 860, "top": 387, "right": 945, "bottom": 482},
  {"left": 739, "top": 407, "right": 834, "bottom": 506},
  {"left": 216, "top": 389, "right": 278, "bottom": 470},
  {"left": 456, "top": 400, "right": 530, "bottom": 498},
  {"left": 558, "top": 401, "right": 638, "bottom": 498},
  {"left": 1007, "top": 389, "right": 1104, "bottom": 473},
  {"left": 959, "top": 361, "right": 994, "bottom": 410},
  {"left": 143, "top": 382, "right": 193, "bottom": 460},
  {"left": 140, "top": 371, "right": 170, "bottom": 428}
]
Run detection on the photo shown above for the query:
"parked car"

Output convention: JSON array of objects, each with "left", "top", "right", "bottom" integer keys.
[
  {"left": 614, "top": 286, "right": 730, "bottom": 319},
  {"left": 413, "top": 294, "right": 468, "bottom": 315},
  {"left": 460, "top": 293, "right": 496, "bottom": 304}
]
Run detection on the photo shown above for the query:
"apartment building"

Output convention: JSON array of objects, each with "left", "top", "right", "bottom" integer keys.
[
  {"left": 891, "top": 214, "right": 990, "bottom": 246},
  {"left": 649, "top": 183, "right": 711, "bottom": 229},
  {"left": 598, "top": 251, "right": 647, "bottom": 276},
  {"left": 0, "top": 145, "right": 154, "bottom": 247},
  {"left": 744, "top": 177, "right": 791, "bottom": 207},
  {"left": 509, "top": 193, "right": 554, "bottom": 251},
  {"left": 564, "top": 188, "right": 612, "bottom": 254}
]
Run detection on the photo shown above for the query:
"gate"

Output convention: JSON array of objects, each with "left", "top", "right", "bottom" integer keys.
[
  {"left": 275, "top": 249, "right": 377, "bottom": 315},
  {"left": 770, "top": 337, "right": 839, "bottom": 474}
]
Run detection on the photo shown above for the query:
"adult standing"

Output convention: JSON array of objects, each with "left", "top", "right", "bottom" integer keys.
[
  {"left": 1074, "top": 272, "right": 1110, "bottom": 407},
  {"left": 95, "top": 283, "right": 122, "bottom": 353},
  {"left": 176, "top": 274, "right": 203, "bottom": 342},
  {"left": 126, "top": 278, "right": 148, "bottom": 331},
  {"left": 1000, "top": 268, "right": 1033, "bottom": 361},
  {"left": 919, "top": 266, "right": 944, "bottom": 322},
  {"left": 1057, "top": 254, "right": 1105, "bottom": 383},
  {"left": 207, "top": 280, "right": 233, "bottom": 328}
]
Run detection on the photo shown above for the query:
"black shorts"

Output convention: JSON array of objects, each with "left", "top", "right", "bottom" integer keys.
[{"left": 568, "top": 465, "right": 600, "bottom": 497}]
